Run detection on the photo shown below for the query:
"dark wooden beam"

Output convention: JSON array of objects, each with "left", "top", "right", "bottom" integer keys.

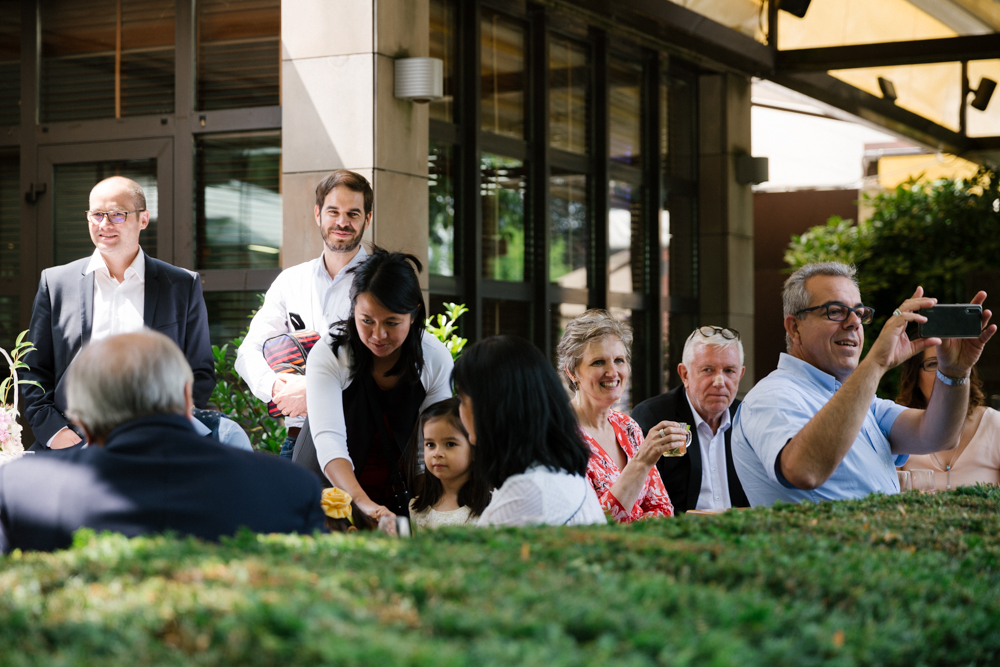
[{"left": 777, "top": 34, "right": 1000, "bottom": 71}]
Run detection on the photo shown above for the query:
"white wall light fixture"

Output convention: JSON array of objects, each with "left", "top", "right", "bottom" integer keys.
[{"left": 394, "top": 57, "right": 444, "bottom": 103}]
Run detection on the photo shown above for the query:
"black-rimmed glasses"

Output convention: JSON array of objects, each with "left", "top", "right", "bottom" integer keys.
[
  {"left": 86, "top": 210, "right": 145, "bottom": 225},
  {"left": 920, "top": 358, "right": 938, "bottom": 373},
  {"left": 695, "top": 326, "right": 740, "bottom": 341},
  {"left": 795, "top": 301, "right": 874, "bottom": 325}
]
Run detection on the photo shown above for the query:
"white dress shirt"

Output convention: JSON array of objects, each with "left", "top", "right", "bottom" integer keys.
[
  {"left": 235, "top": 248, "right": 367, "bottom": 428},
  {"left": 87, "top": 248, "right": 146, "bottom": 342},
  {"left": 686, "top": 392, "right": 733, "bottom": 511}
]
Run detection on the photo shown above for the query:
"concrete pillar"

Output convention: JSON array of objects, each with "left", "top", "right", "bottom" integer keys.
[
  {"left": 698, "top": 72, "right": 755, "bottom": 391},
  {"left": 280, "top": 0, "right": 430, "bottom": 287}
]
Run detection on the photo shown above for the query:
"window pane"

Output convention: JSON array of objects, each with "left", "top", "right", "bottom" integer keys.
[
  {"left": 482, "top": 298, "right": 530, "bottom": 339},
  {"left": 549, "top": 36, "right": 588, "bottom": 155},
  {"left": 610, "top": 57, "right": 642, "bottom": 166},
  {"left": 197, "top": 0, "right": 279, "bottom": 111},
  {"left": 549, "top": 170, "right": 587, "bottom": 285},
  {"left": 429, "top": 0, "right": 456, "bottom": 123},
  {"left": 550, "top": 302, "right": 587, "bottom": 365},
  {"left": 204, "top": 290, "right": 261, "bottom": 348},
  {"left": 53, "top": 160, "right": 159, "bottom": 266},
  {"left": 0, "top": 150, "right": 18, "bottom": 279},
  {"left": 428, "top": 141, "right": 456, "bottom": 277},
  {"left": 0, "top": 0, "right": 20, "bottom": 127},
  {"left": 481, "top": 10, "right": 525, "bottom": 139},
  {"left": 481, "top": 153, "right": 525, "bottom": 281},
  {"left": 610, "top": 181, "right": 645, "bottom": 294},
  {"left": 40, "top": 0, "right": 175, "bottom": 123},
  {"left": 666, "top": 73, "right": 696, "bottom": 182},
  {"left": 195, "top": 132, "right": 282, "bottom": 271}
]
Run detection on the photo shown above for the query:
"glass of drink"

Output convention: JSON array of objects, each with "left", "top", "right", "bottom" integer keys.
[
  {"left": 896, "top": 469, "right": 911, "bottom": 492},
  {"left": 910, "top": 469, "right": 935, "bottom": 493},
  {"left": 662, "top": 423, "right": 692, "bottom": 458}
]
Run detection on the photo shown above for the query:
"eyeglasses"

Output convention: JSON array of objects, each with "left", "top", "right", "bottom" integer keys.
[
  {"left": 695, "top": 326, "right": 740, "bottom": 341},
  {"left": 920, "top": 358, "right": 938, "bottom": 373},
  {"left": 794, "top": 301, "right": 874, "bottom": 325},
  {"left": 85, "top": 210, "right": 144, "bottom": 225}
]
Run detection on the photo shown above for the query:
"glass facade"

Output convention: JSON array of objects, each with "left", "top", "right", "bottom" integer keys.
[
  {"left": 197, "top": 0, "right": 280, "bottom": 111},
  {"left": 481, "top": 154, "right": 526, "bottom": 282},
  {"left": 428, "top": 141, "right": 456, "bottom": 277}
]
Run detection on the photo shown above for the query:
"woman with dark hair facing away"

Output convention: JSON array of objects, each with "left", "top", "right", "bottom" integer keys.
[
  {"left": 306, "top": 248, "right": 454, "bottom": 521},
  {"left": 452, "top": 336, "right": 605, "bottom": 526},
  {"left": 898, "top": 349, "right": 1000, "bottom": 491},
  {"left": 558, "top": 310, "right": 675, "bottom": 522},
  {"left": 406, "top": 398, "right": 491, "bottom": 530}
]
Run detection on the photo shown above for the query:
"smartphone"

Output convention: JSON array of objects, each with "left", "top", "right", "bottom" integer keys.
[{"left": 917, "top": 304, "right": 983, "bottom": 339}]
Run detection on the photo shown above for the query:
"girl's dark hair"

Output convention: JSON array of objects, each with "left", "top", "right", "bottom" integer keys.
[
  {"left": 407, "top": 398, "right": 491, "bottom": 518},
  {"left": 897, "top": 353, "right": 984, "bottom": 418},
  {"left": 330, "top": 246, "right": 426, "bottom": 383},
  {"left": 452, "top": 336, "right": 591, "bottom": 489},
  {"left": 325, "top": 501, "right": 378, "bottom": 533}
]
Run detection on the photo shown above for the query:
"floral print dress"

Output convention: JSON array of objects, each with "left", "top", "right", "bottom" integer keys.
[{"left": 582, "top": 409, "right": 674, "bottom": 523}]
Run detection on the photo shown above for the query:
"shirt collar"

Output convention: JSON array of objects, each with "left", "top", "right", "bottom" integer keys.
[
  {"left": 85, "top": 247, "right": 146, "bottom": 282},
  {"left": 314, "top": 245, "right": 369, "bottom": 285},
  {"left": 777, "top": 352, "right": 841, "bottom": 393},
  {"left": 684, "top": 389, "right": 732, "bottom": 434}
]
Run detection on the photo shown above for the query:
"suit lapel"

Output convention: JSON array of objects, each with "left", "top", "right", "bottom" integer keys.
[
  {"left": 143, "top": 255, "right": 159, "bottom": 327},
  {"left": 723, "top": 401, "right": 748, "bottom": 506},
  {"left": 80, "top": 266, "right": 95, "bottom": 343},
  {"left": 678, "top": 391, "right": 703, "bottom": 511}
]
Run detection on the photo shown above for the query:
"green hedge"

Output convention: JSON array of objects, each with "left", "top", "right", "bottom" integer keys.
[{"left": 3, "top": 487, "right": 1000, "bottom": 666}]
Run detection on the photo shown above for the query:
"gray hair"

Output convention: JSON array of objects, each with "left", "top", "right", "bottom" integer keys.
[
  {"left": 91, "top": 176, "right": 147, "bottom": 211},
  {"left": 556, "top": 309, "right": 633, "bottom": 391},
  {"left": 682, "top": 328, "right": 745, "bottom": 368},
  {"left": 66, "top": 330, "right": 193, "bottom": 441},
  {"left": 783, "top": 262, "right": 860, "bottom": 349}
]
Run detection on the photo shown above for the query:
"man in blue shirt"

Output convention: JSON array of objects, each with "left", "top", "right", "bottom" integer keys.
[{"left": 733, "top": 262, "right": 995, "bottom": 506}]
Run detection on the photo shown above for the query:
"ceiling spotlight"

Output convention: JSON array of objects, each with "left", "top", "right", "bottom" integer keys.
[
  {"left": 971, "top": 78, "right": 997, "bottom": 112},
  {"left": 778, "top": 0, "right": 812, "bottom": 19},
  {"left": 878, "top": 77, "right": 897, "bottom": 103}
]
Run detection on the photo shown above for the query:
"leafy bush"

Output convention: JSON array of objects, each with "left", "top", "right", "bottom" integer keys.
[
  {"left": 425, "top": 302, "right": 469, "bottom": 360},
  {"left": 2, "top": 489, "right": 1000, "bottom": 665}
]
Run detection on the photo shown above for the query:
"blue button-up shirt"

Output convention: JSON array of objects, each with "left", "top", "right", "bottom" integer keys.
[{"left": 732, "top": 353, "right": 908, "bottom": 506}]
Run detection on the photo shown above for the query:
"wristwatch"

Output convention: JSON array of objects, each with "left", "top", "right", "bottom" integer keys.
[{"left": 936, "top": 369, "right": 970, "bottom": 386}]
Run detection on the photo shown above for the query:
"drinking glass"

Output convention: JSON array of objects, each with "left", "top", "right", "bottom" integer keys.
[
  {"left": 896, "top": 469, "right": 911, "bottom": 491},
  {"left": 910, "top": 469, "right": 935, "bottom": 493},
  {"left": 662, "top": 423, "right": 692, "bottom": 458}
]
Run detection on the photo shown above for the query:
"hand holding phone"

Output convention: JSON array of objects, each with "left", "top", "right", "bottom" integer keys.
[{"left": 917, "top": 304, "right": 983, "bottom": 339}]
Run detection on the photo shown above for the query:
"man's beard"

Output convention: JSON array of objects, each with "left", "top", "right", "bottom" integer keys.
[{"left": 323, "top": 226, "right": 363, "bottom": 254}]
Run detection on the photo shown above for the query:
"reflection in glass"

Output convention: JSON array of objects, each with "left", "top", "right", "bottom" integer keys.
[
  {"left": 0, "top": 1, "right": 20, "bottom": 127},
  {"left": 40, "top": 0, "right": 175, "bottom": 122},
  {"left": 609, "top": 181, "right": 644, "bottom": 294},
  {"left": 549, "top": 37, "right": 588, "bottom": 155},
  {"left": 481, "top": 11, "right": 525, "bottom": 139},
  {"left": 610, "top": 58, "right": 642, "bottom": 166},
  {"left": 197, "top": 0, "right": 279, "bottom": 111},
  {"left": 483, "top": 299, "right": 530, "bottom": 339},
  {"left": 549, "top": 170, "right": 587, "bottom": 285},
  {"left": 481, "top": 154, "right": 525, "bottom": 281},
  {"left": 204, "top": 291, "right": 262, "bottom": 348},
  {"left": 428, "top": 142, "right": 456, "bottom": 277},
  {"left": 195, "top": 133, "right": 281, "bottom": 270},
  {"left": 53, "top": 159, "right": 158, "bottom": 265},
  {"left": 429, "top": 0, "right": 456, "bottom": 123},
  {"left": 0, "top": 151, "right": 18, "bottom": 278}
]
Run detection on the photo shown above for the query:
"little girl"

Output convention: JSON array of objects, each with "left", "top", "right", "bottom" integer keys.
[{"left": 408, "top": 398, "right": 491, "bottom": 531}]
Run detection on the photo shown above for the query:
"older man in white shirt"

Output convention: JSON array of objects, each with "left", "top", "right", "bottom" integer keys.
[
  {"left": 236, "top": 170, "right": 373, "bottom": 458},
  {"left": 22, "top": 176, "right": 214, "bottom": 449}
]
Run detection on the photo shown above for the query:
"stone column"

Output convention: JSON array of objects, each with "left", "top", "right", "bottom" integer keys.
[
  {"left": 281, "top": 0, "right": 430, "bottom": 287},
  {"left": 698, "top": 72, "right": 756, "bottom": 391}
]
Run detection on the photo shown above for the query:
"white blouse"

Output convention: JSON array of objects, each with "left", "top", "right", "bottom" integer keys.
[
  {"left": 409, "top": 502, "right": 474, "bottom": 531},
  {"left": 305, "top": 331, "right": 454, "bottom": 473},
  {"left": 478, "top": 465, "right": 606, "bottom": 527}
]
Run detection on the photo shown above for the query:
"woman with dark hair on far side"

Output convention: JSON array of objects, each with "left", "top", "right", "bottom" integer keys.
[
  {"left": 898, "top": 348, "right": 1000, "bottom": 491},
  {"left": 452, "top": 336, "right": 605, "bottom": 526},
  {"left": 306, "top": 247, "right": 454, "bottom": 521}
]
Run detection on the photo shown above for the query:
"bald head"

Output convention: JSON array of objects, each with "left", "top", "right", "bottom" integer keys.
[
  {"left": 66, "top": 330, "right": 194, "bottom": 443},
  {"left": 90, "top": 176, "right": 146, "bottom": 212}
]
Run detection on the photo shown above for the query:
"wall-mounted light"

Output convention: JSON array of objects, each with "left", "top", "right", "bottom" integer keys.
[
  {"left": 736, "top": 155, "right": 769, "bottom": 185},
  {"left": 394, "top": 57, "right": 444, "bottom": 104},
  {"left": 878, "top": 77, "right": 897, "bottom": 103},
  {"left": 971, "top": 77, "right": 997, "bottom": 111},
  {"left": 778, "top": 0, "right": 812, "bottom": 19}
]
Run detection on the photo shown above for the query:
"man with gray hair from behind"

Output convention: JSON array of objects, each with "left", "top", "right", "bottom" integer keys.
[
  {"left": 0, "top": 330, "right": 326, "bottom": 554},
  {"left": 732, "top": 261, "right": 995, "bottom": 506},
  {"left": 632, "top": 326, "right": 750, "bottom": 513}
]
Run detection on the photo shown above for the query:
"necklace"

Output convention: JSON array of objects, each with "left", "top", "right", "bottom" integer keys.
[{"left": 931, "top": 418, "right": 972, "bottom": 491}]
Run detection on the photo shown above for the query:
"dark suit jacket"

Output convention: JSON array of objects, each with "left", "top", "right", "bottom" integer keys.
[
  {"left": 631, "top": 385, "right": 749, "bottom": 513},
  {"left": 0, "top": 414, "right": 327, "bottom": 553},
  {"left": 21, "top": 254, "right": 215, "bottom": 445}
]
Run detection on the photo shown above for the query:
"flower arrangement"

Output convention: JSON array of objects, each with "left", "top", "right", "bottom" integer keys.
[{"left": 1, "top": 331, "right": 41, "bottom": 456}]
